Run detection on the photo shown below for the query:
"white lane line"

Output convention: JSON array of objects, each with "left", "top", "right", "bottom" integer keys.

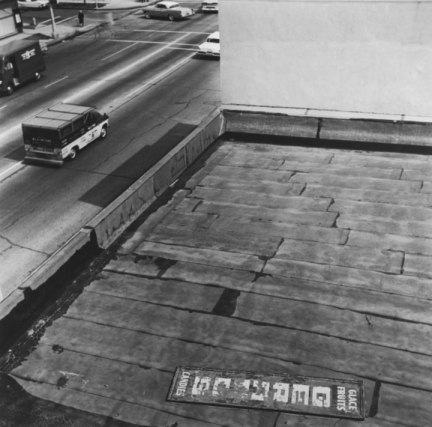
[
  {"left": 116, "top": 29, "right": 211, "bottom": 35},
  {"left": 44, "top": 75, "right": 69, "bottom": 88},
  {"left": 110, "top": 39, "right": 198, "bottom": 47},
  {"left": 0, "top": 33, "right": 195, "bottom": 145},
  {"left": 126, "top": 53, "right": 194, "bottom": 98},
  {"left": 0, "top": 161, "right": 25, "bottom": 182},
  {"left": 102, "top": 42, "right": 137, "bottom": 61},
  {"left": 0, "top": 105, "right": 7, "bottom": 111},
  {"left": 55, "top": 16, "right": 76, "bottom": 25},
  {"left": 39, "top": 16, "right": 62, "bottom": 26},
  {"left": 166, "top": 47, "right": 199, "bottom": 52},
  {"left": 64, "top": 32, "right": 191, "bottom": 103}
]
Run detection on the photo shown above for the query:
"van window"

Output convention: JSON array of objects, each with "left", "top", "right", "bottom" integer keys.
[
  {"left": 60, "top": 123, "right": 74, "bottom": 139},
  {"left": 73, "top": 116, "right": 86, "bottom": 131}
]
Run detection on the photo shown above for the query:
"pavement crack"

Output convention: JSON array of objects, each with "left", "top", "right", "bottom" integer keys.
[
  {"left": 365, "top": 314, "right": 373, "bottom": 329},
  {"left": 0, "top": 235, "right": 49, "bottom": 256},
  {"left": 298, "top": 183, "right": 307, "bottom": 195}
]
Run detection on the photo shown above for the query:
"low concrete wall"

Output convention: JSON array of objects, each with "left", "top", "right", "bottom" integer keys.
[
  {"left": 85, "top": 108, "right": 224, "bottom": 249},
  {"left": 224, "top": 110, "right": 319, "bottom": 139},
  {"left": 320, "top": 118, "right": 432, "bottom": 146},
  {"left": 224, "top": 110, "right": 432, "bottom": 147}
]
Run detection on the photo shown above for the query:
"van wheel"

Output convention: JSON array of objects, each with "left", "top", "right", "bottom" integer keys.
[
  {"left": 34, "top": 72, "right": 41, "bottom": 81},
  {"left": 69, "top": 147, "right": 78, "bottom": 160},
  {"left": 168, "top": 15, "right": 175, "bottom": 21},
  {"left": 144, "top": 11, "right": 151, "bottom": 19},
  {"left": 5, "top": 85, "right": 13, "bottom": 96},
  {"left": 100, "top": 126, "right": 107, "bottom": 139}
]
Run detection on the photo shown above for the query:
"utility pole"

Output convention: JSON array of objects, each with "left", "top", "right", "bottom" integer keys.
[{"left": 48, "top": 3, "right": 57, "bottom": 38}]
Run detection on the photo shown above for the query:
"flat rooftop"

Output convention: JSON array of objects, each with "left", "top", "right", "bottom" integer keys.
[{"left": 9, "top": 137, "right": 432, "bottom": 426}]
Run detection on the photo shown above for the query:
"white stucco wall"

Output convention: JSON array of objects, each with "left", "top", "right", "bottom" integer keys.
[{"left": 219, "top": 0, "right": 432, "bottom": 120}]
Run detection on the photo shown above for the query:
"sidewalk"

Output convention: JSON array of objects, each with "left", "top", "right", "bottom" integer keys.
[{"left": 0, "top": 0, "right": 150, "bottom": 48}]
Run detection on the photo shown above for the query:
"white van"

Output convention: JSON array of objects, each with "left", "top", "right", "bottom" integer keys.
[{"left": 23, "top": 103, "right": 109, "bottom": 166}]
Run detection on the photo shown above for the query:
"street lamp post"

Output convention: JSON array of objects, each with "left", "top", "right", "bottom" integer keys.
[{"left": 48, "top": 3, "right": 57, "bottom": 38}]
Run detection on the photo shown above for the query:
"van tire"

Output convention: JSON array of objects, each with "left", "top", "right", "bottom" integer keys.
[
  {"left": 5, "top": 85, "right": 13, "bottom": 96},
  {"left": 144, "top": 11, "right": 151, "bottom": 19},
  {"left": 100, "top": 126, "right": 107, "bottom": 139},
  {"left": 69, "top": 147, "right": 78, "bottom": 160},
  {"left": 34, "top": 72, "right": 41, "bottom": 81},
  {"left": 168, "top": 15, "right": 175, "bottom": 21}
]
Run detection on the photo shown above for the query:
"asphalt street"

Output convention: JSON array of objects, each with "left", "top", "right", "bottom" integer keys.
[{"left": 0, "top": 8, "right": 220, "bottom": 309}]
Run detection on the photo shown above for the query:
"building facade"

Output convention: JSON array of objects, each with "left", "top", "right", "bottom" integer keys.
[
  {"left": 0, "top": 8, "right": 23, "bottom": 40},
  {"left": 219, "top": 0, "right": 432, "bottom": 123}
]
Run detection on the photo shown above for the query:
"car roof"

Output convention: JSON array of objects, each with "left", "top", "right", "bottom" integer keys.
[
  {"left": 22, "top": 103, "right": 95, "bottom": 130},
  {"left": 158, "top": 1, "right": 179, "bottom": 6}
]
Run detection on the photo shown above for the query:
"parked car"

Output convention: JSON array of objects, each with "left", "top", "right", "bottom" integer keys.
[
  {"left": 143, "top": 1, "right": 195, "bottom": 21},
  {"left": 197, "top": 31, "right": 220, "bottom": 57},
  {"left": 201, "top": 0, "right": 218, "bottom": 13},
  {"left": 17, "top": 0, "right": 49, "bottom": 9}
]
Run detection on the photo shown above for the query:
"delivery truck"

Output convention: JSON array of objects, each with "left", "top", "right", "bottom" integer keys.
[
  {"left": 23, "top": 103, "right": 109, "bottom": 166},
  {"left": 0, "top": 39, "right": 46, "bottom": 96}
]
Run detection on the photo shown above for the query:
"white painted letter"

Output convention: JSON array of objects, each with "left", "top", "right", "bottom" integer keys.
[
  {"left": 212, "top": 377, "right": 231, "bottom": 397},
  {"left": 273, "top": 382, "right": 290, "bottom": 403},
  {"left": 291, "top": 384, "right": 310, "bottom": 405},
  {"left": 191, "top": 376, "right": 211, "bottom": 396},
  {"left": 312, "top": 386, "right": 331, "bottom": 407},
  {"left": 251, "top": 380, "right": 270, "bottom": 401}
]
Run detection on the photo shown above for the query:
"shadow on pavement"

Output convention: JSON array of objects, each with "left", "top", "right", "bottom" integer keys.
[{"left": 0, "top": 372, "right": 144, "bottom": 426}]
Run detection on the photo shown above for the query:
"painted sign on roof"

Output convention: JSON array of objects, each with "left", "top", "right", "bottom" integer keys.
[{"left": 167, "top": 367, "right": 364, "bottom": 420}]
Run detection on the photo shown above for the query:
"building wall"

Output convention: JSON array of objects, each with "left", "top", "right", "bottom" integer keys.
[
  {"left": 219, "top": 0, "right": 432, "bottom": 121},
  {"left": 0, "top": 9, "right": 18, "bottom": 39}
]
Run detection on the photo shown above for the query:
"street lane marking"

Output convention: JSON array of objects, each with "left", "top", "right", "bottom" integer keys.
[
  {"left": 126, "top": 52, "right": 194, "bottom": 98},
  {"left": 116, "top": 29, "right": 211, "bottom": 35},
  {"left": 0, "top": 33, "right": 195, "bottom": 145},
  {"left": 64, "top": 32, "right": 192, "bottom": 103},
  {"left": 0, "top": 161, "right": 25, "bottom": 182},
  {"left": 102, "top": 42, "right": 138, "bottom": 60},
  {"left": 39, "top": 16, "right": 62, "bottom": 26},
  {"left": 0, "top": 105, "right": 7, "bottom": 111},
  {"left": 167, "top": 47, "right": 199, "bottom": 52},
  {"left": 110, "top": 39, "right": 198, "bottom": 47},
  {"left": 44, "top": 76, "right": 69, "bottom": 88},
  {"left": 56, "top": 16, "right": 77, "bottom": 25}
]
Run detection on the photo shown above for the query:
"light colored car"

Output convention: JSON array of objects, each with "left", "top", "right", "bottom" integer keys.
[
  {"left": 201, "top": 0, "right": 218, "bottom": 13},
  {"left": 143, "top": 1, "right": 195, "bottom": 21},
  {"left": 18, "top": 0, "right": 50, "bottom": 8},
  {"left": 197, "top": 31, "right": 220, "bottom": 57}
]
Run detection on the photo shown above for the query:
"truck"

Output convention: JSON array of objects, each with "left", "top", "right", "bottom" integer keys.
[
  {"left": 23, "top": 103, "right": 109, "bottom": 166},
  {"left": 0, "top": 39, "right": 46, "bottom": 96}
]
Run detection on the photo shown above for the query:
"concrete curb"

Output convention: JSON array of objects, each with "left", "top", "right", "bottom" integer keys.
[
  {"left": 224, "top": 110, "right": 432, "bottom": 148},
  {"left": 0, "top": 230, "right": 92, "bottom": 319},
  {"left": 86, "top": 108, "right": 224, "bottom": 249}
]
